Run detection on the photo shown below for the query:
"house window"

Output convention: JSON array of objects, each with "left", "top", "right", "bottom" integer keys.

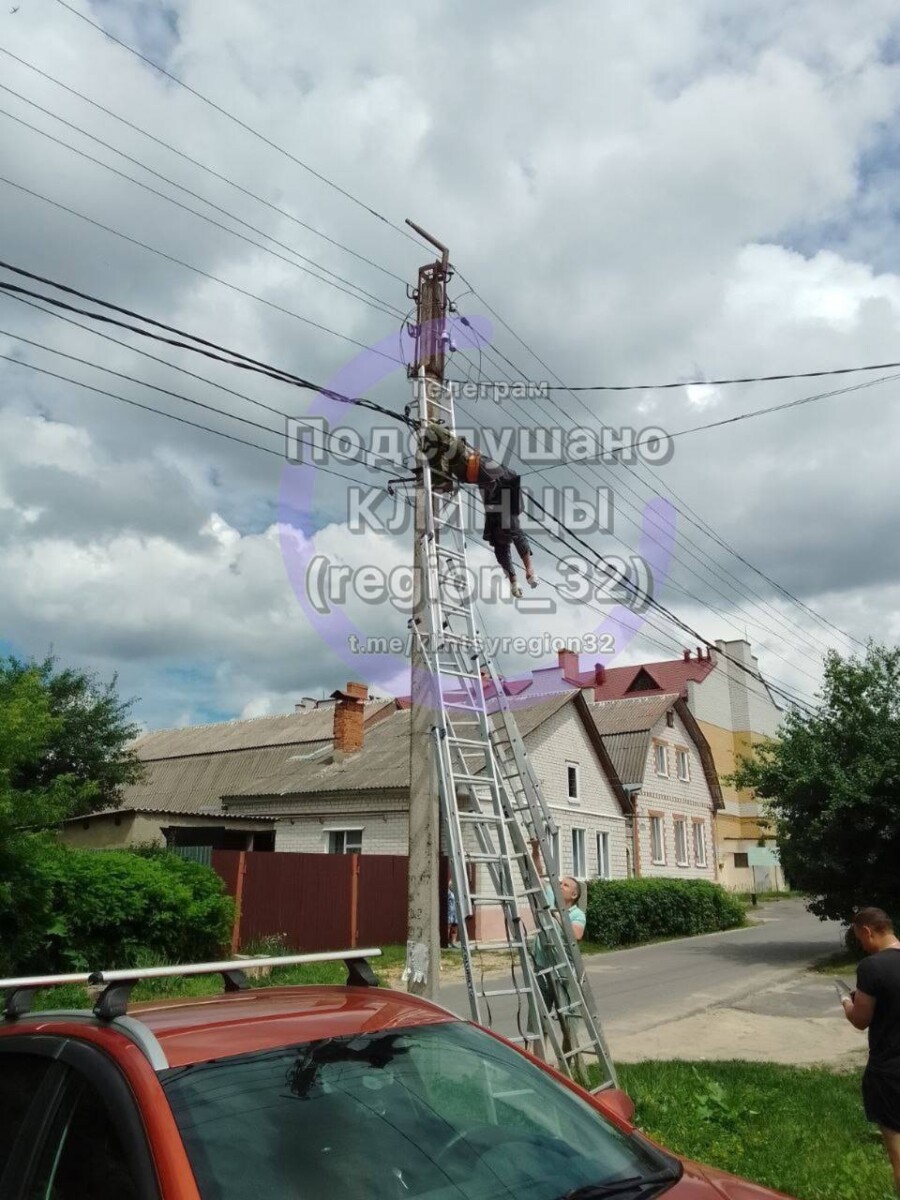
[
  {"left": 693, "top": 821, "right": 707, "bottom": 867},
  {"left": 676, "top": 749, "right": 690, "bottom": 782},
  {"left": 674, "top": 818, "right": 688, "bottom": 866},
  {"left": 596, "top": 831, "right": 611, "bottom": 880},
  {"left": 654, "top": 744, "right": 668, "bottom": 777},
  {"left": 649, "top": 816, "right": 665, "bottom": 864},
  {"left": 566, "top": 762, "right": 580, "bottom": 803},
  {"left": 571, "top": 828, "right": 586, "bottom": 879},
  {"left": 734, "top": 852, "right": 749, "bottom": 869},
  {"left": 327, "top": 829, "right": 363, "bottom": 854},
  {"left": 666, "top": 710, "right": 675, "bottom": 728}
]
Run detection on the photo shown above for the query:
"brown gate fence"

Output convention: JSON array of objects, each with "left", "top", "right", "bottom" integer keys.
[{"left": 211, "top": 850, "right": 450, "bottom": 954}]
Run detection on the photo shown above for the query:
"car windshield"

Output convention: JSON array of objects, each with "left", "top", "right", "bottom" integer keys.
[{"left": 162, "top": 1020, "right": 674, "bottom": 1200}]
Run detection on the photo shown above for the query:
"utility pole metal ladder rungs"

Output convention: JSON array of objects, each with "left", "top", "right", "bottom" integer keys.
[{"left": 409, "top": 370, "right": 617, "bottom": 1091}]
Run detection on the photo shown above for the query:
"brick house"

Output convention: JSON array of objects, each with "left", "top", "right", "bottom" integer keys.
[
  {"left": 588, "top": 694, "right": 722, "bottom": 882},
  {"left": 490, "top": 642, "right": 784, "bottom": 891},
  {"left": 224, "top": 689, "right": 634, "bottom": 883}
]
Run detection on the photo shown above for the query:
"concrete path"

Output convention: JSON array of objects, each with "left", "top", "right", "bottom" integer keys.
[{"left": 438, "top": 899, "right": 866, "bottom": 1065}]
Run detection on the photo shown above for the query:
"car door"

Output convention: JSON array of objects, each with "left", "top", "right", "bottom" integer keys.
[{"left": 0, "top": 1035, "right": 160, "bottom": 1200}]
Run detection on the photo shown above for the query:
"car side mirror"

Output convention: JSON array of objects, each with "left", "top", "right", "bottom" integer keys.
[{"left": 594, "top": 1088, "right": 635, "bottom": 1126}]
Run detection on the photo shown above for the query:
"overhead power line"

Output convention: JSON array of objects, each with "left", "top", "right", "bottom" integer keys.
[
  {"left": 0, "top": 175, "right": 406, "bottom": 367},
  {"left": 452, "top": 269, "right": 863, "bottom": 653},
  {"left": 0, "top": 261, "right": 410, "bottom": 425},
  {"left": 520, "top": 369, "right": 900, "bottom": 473},
  {"left": 545, "top": 361, "right": 900, "bottom": 391},
  {"left": 450, "top": 326, "right": 840, "bottom": 670},
  {"left": 0, "top": 91, "right": 406, "bottom": 321},
  {"left": 0, "top": 321, "right": 409, "bottom": 479},
  {"left": 52, "top": 0, "right": 425, "bottom": 251},
  {"left": 0, "top": 44, "right": 407, "bottom": 286},
  {"left": 0, "top": 352, "right": 388, "bottom": 489}
]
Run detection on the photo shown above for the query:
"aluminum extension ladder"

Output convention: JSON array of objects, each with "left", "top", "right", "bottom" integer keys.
[{"left": 409, "top": 373, "right": 617, "bottom": 1091}]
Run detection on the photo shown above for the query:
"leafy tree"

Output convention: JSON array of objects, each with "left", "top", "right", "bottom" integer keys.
[
  {"left": 732, "top": 643, "right": 900, "bottom": 924},
  {"left": 0, "top": 654, "right": 143, "bottom": 819},
  {"left": 0, "top": 658, "right": 145, "bottom": 971}
]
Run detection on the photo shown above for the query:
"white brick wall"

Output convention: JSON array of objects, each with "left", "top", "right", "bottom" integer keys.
[
  {"left": 525, "top": 701, "right": 630, "bottom": 880},
  {"left": 635, "top": 710, "right": 717, "bottom": 882},
  {"left": 273, "top": 793, "right": 409, "bottom": 855}
]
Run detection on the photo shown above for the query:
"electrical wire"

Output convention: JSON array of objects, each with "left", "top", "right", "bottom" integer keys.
[
  {"left": 0, "top": 43, "right": 407, "bottom": 286},
  {"left": 545, "top": 361, "right": 900, "bottom": 391},
  {"left": 0, "top": 93, "right": 407, "bottom": 322},
  {"left": 0, "top": 175, "right": 406, "bottom": 368},
  {"left": 0, "top": 262, "right": 410, "bottom": 424},
  {"left": 51, "top": 0, "right": 426, "bottom": 251},
  {"left": 0, "top": 322, "right": 408, "bottom": 479},
  {"left": 519, "top": 369, "right": 900, "bottom": 470},
  {"left": 0, "top": 353, "right": 391, "bottom": 489},
  {"left": 450, "top": 278, "right": 861, "bottom": 654},
  {"left": 449, "top": 370, "right": 833, "bottom": 684}
]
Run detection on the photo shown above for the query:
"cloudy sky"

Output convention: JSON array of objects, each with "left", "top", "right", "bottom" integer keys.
[{"left": 1, "top": 0, "right": 898, "bottom": 728}]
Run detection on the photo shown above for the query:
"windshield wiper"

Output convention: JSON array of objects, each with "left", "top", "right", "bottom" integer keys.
[{"left": 557, "top": 1165, "right": 683, "bottom": 1200}]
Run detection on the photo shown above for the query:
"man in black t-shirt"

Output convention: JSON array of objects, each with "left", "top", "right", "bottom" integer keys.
[{"left": 843, "top": 907, "right": 900, "bottom": 1194}]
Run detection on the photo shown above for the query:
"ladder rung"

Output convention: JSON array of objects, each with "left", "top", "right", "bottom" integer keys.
[
  {"left": 436, "top": 546, "right": 466, "bottom": 562},
  {"left": 478, "top": 987, "right": 535, "bottom": 999},
  {"left": 469, "top": 940, "right": 528, "bottom": 953},
  {"left": 466, "top": 852, "right": 507, "bottom": 864},
  {"left": 470, "top": 894, "right": 517, "bottom": 904}
]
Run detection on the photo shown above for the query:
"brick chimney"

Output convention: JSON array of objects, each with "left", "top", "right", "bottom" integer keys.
[
  {"left": 683, "top": 649, "right": 691, "bottom": 661},
  {"left": 558, "top": 649, "right": 580, "bottom": 684},
  {"left": 330, "top": 682, "right": 368, "bottom": 754},
  {"left": 594, "top": 662, "right": 607, "bottom": 685}
]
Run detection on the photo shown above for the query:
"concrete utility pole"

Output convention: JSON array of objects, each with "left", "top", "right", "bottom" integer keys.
[{"left": 405, "top": 221, "right": 449, "bottom": 998}]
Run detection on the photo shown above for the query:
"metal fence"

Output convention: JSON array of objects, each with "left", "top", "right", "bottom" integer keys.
[{"left": 210, "top": 850, "right": 447, "bottom": 953}]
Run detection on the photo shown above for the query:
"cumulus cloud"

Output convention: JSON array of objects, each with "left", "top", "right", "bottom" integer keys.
[{"left": 1, "top": 0, "right": 899, "bottom": 723}]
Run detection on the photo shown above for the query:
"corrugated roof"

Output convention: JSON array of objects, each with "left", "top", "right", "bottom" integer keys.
[
  {"left": 226, "top": 695, "right": 573, "bottom": 805},
  {"left": 588, "top": 693, "right": 679, "bottom": 736},
  {"left": 133, "top": 700, "right": 394, "bottom": 760},
  {"left": 225, "top": 711, "right": 412, "bottom": 801},
  {"left": 599, "top": 732, "right": 651, "bottom": 789},
  {"left": 586, "top": 695, "right": 679, "bottom": 790},
  {"left": 122, "top": 744, "right": 330, "bottom": 815}
]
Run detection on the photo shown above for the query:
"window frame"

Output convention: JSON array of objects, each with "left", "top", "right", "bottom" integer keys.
[
  {"left": 734, "top": 851, "right": 750, "bottom": 870},
  {"left": 673, "top": 816, "right": 688, "bottom": 866},
  {"left": 0, "top": 1035, "right": 159, "bottom": 1200},
  {"left": 327, "top": 828, "right": 363, "bottom": 854},
  {"left": 653, "top": 743, "right": 668, "bottom": 778},
  {"left": 596, "top": 831, "right": 611, "bottom": 880},
  {"left": 648, "top": 813, "right": 665, "bottom": 865},
  {"left": 571, "top": 827, "right": 587, "bottom": 879},
  {"left": 566, "top": 762, "right": 580, "bottom": 804},
  {"left": 692, "top": 820, "right": 707, "bottom": 867},
  {"left": 676, "top": 748, "right": 690, "bottom": 782}
]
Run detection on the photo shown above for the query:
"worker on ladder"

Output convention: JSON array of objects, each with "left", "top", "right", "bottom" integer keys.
[
  {"left": 529, "top": 838, "right": 587, "bottom": 1064},
  {"left": 422, "top": 421, "right": 538, "bottom": 598}
]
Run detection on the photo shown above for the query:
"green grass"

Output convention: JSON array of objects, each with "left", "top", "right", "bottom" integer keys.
[
  {"left": 737, "top": 890, "right": 805, "bottom": 904},
  {"left": 619, "top": 1061, "right": 892, "bottom": 1200},
  {"left": 812, "top": 950, "right": 860, "bottom": 978}
]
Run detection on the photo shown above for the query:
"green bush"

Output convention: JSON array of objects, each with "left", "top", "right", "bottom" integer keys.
[
  {"left": 4, "top": 842, "right": 233, "bottom": 974},
  {"left": 585, "top": 878, "right": 745, "bottom": 947}
]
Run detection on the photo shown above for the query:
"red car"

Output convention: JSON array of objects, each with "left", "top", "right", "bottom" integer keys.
[{"left": 0, "top": 950, "right": 787, "bottom": 1200}]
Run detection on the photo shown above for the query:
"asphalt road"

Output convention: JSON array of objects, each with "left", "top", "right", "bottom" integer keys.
[{"left": 437, "top": 899, "right": 844, "bottom": 1045}]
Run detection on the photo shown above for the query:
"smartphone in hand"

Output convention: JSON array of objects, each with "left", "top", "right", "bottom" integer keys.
[{"left": 833, "top": 979, "right": 853, "bottom": 1002}]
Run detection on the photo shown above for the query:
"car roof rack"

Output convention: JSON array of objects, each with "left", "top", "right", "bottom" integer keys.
[{"left": 1, "top": 947, "right": 382, "bottom": 1021}]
